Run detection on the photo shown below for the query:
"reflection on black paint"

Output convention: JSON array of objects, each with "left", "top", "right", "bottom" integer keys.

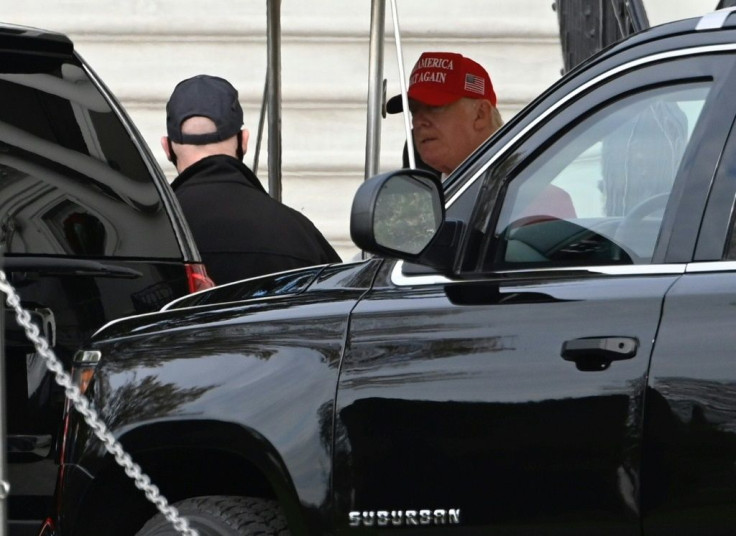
[
  {"left": 62, "top": 211, "right": 106, "bottom": 255},
  {"left": 445, "top": 281, "right": 573, "bottom": 306},
  {"left": 337, "top": 395, "right": 635, "bottom": 527},
  {"left": 643, "top": 379, "right": 736, "bottom": 529},
  {"left": 343, "top": 334, "right": 513, "bottom": 373},
  {"left": 97, "top": 374, "right": 212, "bottom": 431}
]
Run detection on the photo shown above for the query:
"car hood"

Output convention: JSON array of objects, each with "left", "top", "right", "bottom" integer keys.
[{"left": 89, "top": 259, "right": 384, "bottom": 343}]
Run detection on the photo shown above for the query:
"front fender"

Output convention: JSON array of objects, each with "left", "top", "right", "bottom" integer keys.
[{"left": 62, "top": 289, "right": 365, "bottom": 534}]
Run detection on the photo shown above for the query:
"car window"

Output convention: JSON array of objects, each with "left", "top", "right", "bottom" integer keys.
[
  {"left": 0, "top": 56, "right": 182, "bottom": 259},
  {"left": 477, "top": 83, "right": 710, "bottom": 270}
]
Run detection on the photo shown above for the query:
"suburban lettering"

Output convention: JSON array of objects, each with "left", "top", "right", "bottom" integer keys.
[
  {"left": 377, "top": 511, "right": 390, "bottom": 526},
  {"left": 449, "top": 509, "right": 461, "bottom": 523},
  {"left": 362, "top": 511, "right": 375, "bottom": 526},
  {"left": 348, "top": 512, "right": 360, "bottom": 527},
  {"left": 348, "top": 508, "right": 461, "bottom": 527}
]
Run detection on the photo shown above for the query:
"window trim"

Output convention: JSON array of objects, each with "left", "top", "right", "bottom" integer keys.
[
  {"left": 390, "top": 259, "right": 685, "bottom": 287},
  {"left": 685, "top": 261, "right": 736, "bottom": 273}
]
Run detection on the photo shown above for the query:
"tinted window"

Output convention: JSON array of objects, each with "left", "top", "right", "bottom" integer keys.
[
  {"left": 0, "top": 54, "right": 181, "bottom": 258},
  {"left": 480, "top": 83, "right": 709, "bottom": 269}
]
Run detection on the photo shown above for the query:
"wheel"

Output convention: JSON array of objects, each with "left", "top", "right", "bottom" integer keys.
[{"left": 135, "top": 496, "right": 290, "bottom": 536}]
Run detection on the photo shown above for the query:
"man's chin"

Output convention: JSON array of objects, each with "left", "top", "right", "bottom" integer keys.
[{"left": 416, "top": 149, "right": 441, "bottom": 172}]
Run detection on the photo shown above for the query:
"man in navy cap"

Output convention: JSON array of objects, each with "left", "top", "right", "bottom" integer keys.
[{"left": 162, "top": 74, "right": 340, "bottom": 285}]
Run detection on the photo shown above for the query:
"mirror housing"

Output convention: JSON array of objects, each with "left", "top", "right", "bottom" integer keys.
[{"left": 351, "top": 169, "right": 461, "bottom": 273}]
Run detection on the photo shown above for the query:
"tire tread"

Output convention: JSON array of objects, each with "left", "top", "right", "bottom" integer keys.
[{"left": 136, "top": 495, "right": 289, "bottom": 535}]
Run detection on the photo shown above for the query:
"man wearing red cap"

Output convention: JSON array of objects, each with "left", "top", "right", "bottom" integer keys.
[
  {"left": 386, "top": 51, "right": 504, "bottom": 176},
  {"left": 387, "top": 52, "right": 575, "bottom": 220}
]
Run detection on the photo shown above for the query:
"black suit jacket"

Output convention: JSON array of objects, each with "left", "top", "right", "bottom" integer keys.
[{"left": 172, "top": 155, "right": 341, "bottom": 285}]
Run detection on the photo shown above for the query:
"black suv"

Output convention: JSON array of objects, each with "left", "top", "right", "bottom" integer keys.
[
  {"left": 0, "top": 23, "right": 213, "bottom": 535},
  {"left": 43, "top": 7, "right": 736, "bottom": 536}
]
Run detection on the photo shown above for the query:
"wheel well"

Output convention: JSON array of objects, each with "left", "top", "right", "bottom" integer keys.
[{"left": 71, "top": 447, "right": 278, "bottom": 535}]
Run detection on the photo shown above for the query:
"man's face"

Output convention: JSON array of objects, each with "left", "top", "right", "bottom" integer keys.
[{"left": 410, "top": 98, "right": 484, "bottom": 175}]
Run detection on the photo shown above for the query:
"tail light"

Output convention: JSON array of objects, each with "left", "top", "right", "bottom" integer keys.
[
  {"left": 70, "top": 350, "right": 101, "bottom": 399},
  {"left": 37, "top": 516, "right": 56, "bottom": 535},
  {"left": 72, "top": 350, "right": 101, "bottom": 395},
  {"left": 59, "top": 349, "right": 102, "bottom": 464},
  {"left": 63, "top": 349, "right": 100, "bottom": 418},
  {"left": 186, "top": 263, "right": 215, "bottom": 293}
]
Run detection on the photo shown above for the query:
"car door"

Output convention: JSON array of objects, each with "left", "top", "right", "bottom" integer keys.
[
  {"left": 333, "top": 51, "right": 736, "bottom": 534},
  {"left": 642, "top": 87, "right": 736, "bottom": 533}
]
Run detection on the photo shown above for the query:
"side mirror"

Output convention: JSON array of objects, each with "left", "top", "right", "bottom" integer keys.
[{"left": 351, "top": 170, "right": 460, "bottom": 272}]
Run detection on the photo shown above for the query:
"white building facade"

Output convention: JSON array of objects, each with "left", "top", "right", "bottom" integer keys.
[{"left": 7, "top": 1, "right": 708, "bottom": 260}]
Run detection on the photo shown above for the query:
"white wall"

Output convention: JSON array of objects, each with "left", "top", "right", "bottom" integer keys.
[
  {"left": 5, "top": 1, "right": 562, "bottom": 260},
  {"left": 5, "top": 0, "right": 714, "bottom": 260},
  {"left": 645, "top": 0, "right": 715, "bottom": 25}
]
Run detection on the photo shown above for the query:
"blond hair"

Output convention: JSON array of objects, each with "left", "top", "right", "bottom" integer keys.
[{"left": 490, "top": 105, "right": 504, "bottom": 133}]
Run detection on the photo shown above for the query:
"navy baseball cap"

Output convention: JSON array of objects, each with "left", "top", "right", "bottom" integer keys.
[{"left": 166, "top": 74, "right": 244, "bottom": 145}]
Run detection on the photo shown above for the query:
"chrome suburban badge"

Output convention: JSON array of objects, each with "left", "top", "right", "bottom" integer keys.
[{"left": 348, "top": 508, "right": 461, "bottom": 527}]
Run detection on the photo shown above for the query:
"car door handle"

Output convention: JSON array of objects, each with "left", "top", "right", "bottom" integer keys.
[{"left": 561, "top": 337, "right": 638, "bottom": 371}]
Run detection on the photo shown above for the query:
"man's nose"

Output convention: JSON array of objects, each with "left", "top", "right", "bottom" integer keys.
[{"left": 412, "top": 110, "right": 429, "bottom": 127}]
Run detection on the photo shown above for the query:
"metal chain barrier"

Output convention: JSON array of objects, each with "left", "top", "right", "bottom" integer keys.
[{"left": 0, "top": 269, "right": 198, "bottom": 536}]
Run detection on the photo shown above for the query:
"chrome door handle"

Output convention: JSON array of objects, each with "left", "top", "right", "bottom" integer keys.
[{"left": 561, "top": 337, "right": 638, "bottom": 371}]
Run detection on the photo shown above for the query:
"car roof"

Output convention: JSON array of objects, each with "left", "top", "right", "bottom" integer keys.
[
  {"left": 0, "top": 22, "right": 73, "bottom": 55},
  {"left": 571, "top": 8, "right": 736, "bottom": 78}
]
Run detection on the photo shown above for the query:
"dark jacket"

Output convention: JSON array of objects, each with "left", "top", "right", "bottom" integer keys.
[{"left": 172, "top": 154, "right": 341, "bottom": 285}]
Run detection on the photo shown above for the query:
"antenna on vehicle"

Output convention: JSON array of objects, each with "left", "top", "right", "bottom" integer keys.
[{"left": 389, "top": 0, "right": 416, "bottom": 169}]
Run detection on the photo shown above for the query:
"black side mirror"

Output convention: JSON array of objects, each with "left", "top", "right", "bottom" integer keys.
[{"left": 351, "top": 170, "right": 460, "bottom": 273}]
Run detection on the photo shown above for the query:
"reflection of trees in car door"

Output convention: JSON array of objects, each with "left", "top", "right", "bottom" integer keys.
[
  {"left": 601, "top": 100, "right": 689, "bottom": 217},
  {"left": 337, "top": 272, "right": 675, "bottom": 532}
]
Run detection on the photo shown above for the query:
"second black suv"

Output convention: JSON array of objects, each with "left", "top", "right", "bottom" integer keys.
[{"left": 0, "top": 23, "right": 213, "bottom": 535}]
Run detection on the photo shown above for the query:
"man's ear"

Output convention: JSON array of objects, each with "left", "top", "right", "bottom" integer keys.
[
  {"left": 160, "top": 136, "right": 172, "bottom": 161},
  {"left": 240, "top": 129, "right": 250, "bottom": 154},
  {"left": 474, "top": 100, "right": 493, "bottom": 131}
]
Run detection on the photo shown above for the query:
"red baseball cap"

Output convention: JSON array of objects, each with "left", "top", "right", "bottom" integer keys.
[{"left": 386, "top": 52, "right": 497, "bottom": 114}]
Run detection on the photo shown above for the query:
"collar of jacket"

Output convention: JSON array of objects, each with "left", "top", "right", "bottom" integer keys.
[{"left": 171, "top": 154, "right": 267, "bottom": 194}]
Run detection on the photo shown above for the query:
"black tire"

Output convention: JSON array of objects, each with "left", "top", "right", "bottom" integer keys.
[{"left": 135, "top": 495, "right": 290, "bottom": 536}]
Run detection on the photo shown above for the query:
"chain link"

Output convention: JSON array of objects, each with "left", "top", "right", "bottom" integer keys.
[{"left": 0, "top": 269, "right": 198, "bottom": 536}]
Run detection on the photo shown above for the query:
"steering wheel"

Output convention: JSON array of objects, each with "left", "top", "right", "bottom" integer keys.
[{"left": 614, "top": 193, "right": 670, "bottom": 262}]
